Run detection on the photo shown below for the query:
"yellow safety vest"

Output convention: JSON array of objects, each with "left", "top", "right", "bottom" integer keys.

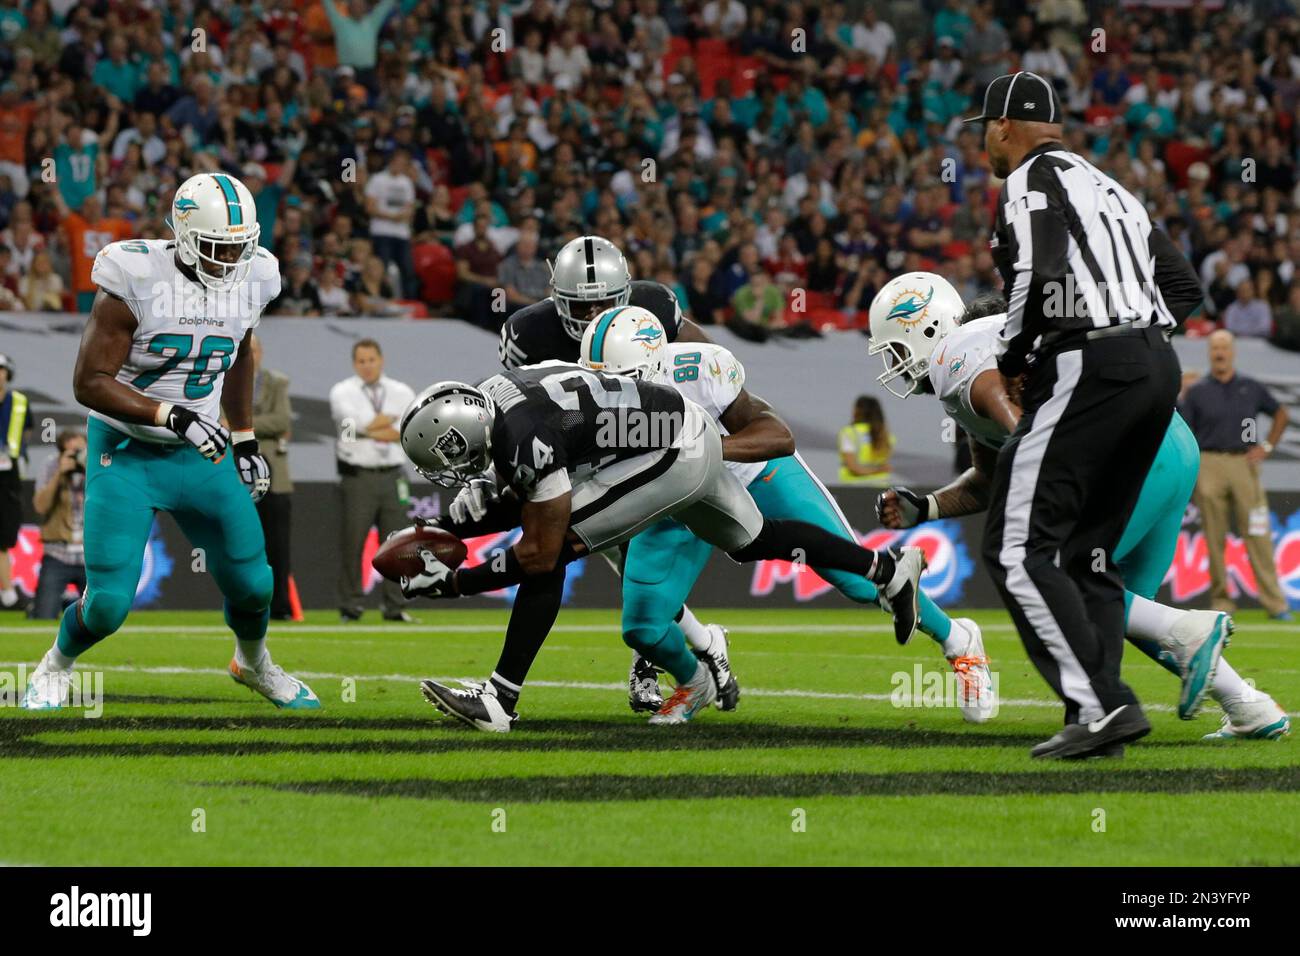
[
  {"left": 5, "top": 390, "right": 26, "bottom": 461},
  {"left": 838, "top": 422, "right": 893, "bottom": 483}
]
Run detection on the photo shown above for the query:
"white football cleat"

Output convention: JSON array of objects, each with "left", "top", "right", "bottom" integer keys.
[
  {"left": 229, "top": 653, "right": 321, "bottom": 710},
  {"left": 694, "top": 623, "right": 740, "bottom": 711},
  {"left": 945, "top": 618, "right": 996, "bottom": 723},
  {"left": 1204, "top": 694, "right": 1291, "bottom": 741},
  {"left": 1163, "top": 610, "right": 1231, "bottom": 720},
  {"left": 649, "top": 662, "right": 717, "bottom": 726},
  {"left": 19, "top": 651, "right": 74, "bottom": 710}
]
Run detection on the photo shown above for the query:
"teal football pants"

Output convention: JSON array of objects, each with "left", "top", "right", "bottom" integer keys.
[
  {"left": 57, "top": 417, "right": 273, "bottom": 658},
  {"left": 621, "top": 454, "right": 954, "bottom": 682},
  {"left": 1117, "top": 412, "right": 1202, "bottom": 674}
]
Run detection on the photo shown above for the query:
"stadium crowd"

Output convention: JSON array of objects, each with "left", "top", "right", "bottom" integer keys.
[{"left": 1, "top": 0, "right": 1300, "bottom": 348}]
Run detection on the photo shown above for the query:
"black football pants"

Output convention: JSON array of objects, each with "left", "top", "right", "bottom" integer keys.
[{"left": 982, "top": 326, "right": 1181, "bottom": 725}]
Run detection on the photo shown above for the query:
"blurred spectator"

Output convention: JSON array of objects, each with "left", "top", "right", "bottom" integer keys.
[
  {"left": 498, "top": 225, "right": 549, "bottom": 312},
  {"left": 0, "top": 353, "right": 30, "bottom": 611},
  {"left": 454, "top": 209, "right": 504, "bottom": 329},
  {"left": 274, "top": 255, "right": 323, "bottom": 316},
  {"left": 59, "top": 193, "right": 133, "bottom": 313},
  {"left": 1274, "top": 282, "right": 1300, "bottom": 351},
  {"left": 318, "top": 263, "right": 352, "bottom": 316},
  {"left": 729, "top": 270, "right": 784, "bottom": 342},
  {"left": 1223, "top": 278, "right": 1273, "bottom": 339},
  {"left": 703, "top": 0, "right": 747, "bottom": 41},
  {"left": 323, "top": 0, "right": 397, "bottom": 78},
  {"left": 365, "top": 148, "right": 417, "bottom": 299},
  {"left": 838, "top": 395, "right": 895, "bottom": 486},
  {"left": 19, "top": 250, "right": 63, "bottom": 311},
  {"left": 31, "top": 429, "right": 86, "bottom": 620},
  {"left": 53, "top": 107, "right": 110, "bottom": 212},
  {"left": 414, "top": 185, "right": 457, "bottom": 245},
  {"left": 250, "top": 335, "right": 295, "bottom": 621},
  {"left": 353, "top": 254, "right": 401, "bottom": 316}
]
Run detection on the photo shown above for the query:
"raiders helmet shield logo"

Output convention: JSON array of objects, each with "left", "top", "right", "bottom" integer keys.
[{"left": 432, "top": 426, "right": 469, "bottom": 466}]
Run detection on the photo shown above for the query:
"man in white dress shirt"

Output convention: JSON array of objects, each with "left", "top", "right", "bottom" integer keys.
[{"left": 329, "top": 338, "right": 416, "bottom": 622}]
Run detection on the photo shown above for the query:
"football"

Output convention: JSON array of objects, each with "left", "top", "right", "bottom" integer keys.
[{"left": 371, "top": 524, "right": 468, "bottom": 582}]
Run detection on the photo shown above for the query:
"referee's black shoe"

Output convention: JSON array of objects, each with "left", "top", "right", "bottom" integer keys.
[{"left": 1031, "top": 704, "right": 1151, "bottom": 759}]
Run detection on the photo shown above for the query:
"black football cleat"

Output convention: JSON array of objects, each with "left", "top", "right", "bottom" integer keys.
[
  {"left": 882, "top": 547, "right": 927, "bottom": 645},
  {"left": 419, "top": 679, "right": 518, "bottom": 733},
  {"left": 1031, "top": 704, "right": 1151, "bottom": 759},
  {"left": 628, "top": 654, "right": 665, "bottom": 713}
]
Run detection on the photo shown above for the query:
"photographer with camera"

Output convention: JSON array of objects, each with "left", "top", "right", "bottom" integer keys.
[{"left": 31, "top": 430, "right": 87, "bottom": 620}]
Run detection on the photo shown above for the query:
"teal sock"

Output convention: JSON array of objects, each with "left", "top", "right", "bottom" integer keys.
[
  {"left": 55, "top": 601, "right": 103, "bottom": 659},
  {"left": 226, "top": 602, "right": 270, "bottom": 666},
  {"left": 917, "top": 591, "right": 952, "bottom": 644},
  {"left": 628, "top": 622, "right": 699, "bottom": 684}
]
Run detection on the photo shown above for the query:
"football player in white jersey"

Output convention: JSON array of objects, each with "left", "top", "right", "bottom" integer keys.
[
  {"left": 21, "top": 172, "right": 319, "bottom": 711},
  {"left": 871, "top": 272, "right": 1289, "bottom": 742},
  {"left": 579, "top": 306, "right": 997, "bottom": 724}
]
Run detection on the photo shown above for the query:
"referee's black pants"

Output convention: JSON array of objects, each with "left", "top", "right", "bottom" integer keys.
[{"left": 981, "top": 326, "right": 1181, "bottom": 725}]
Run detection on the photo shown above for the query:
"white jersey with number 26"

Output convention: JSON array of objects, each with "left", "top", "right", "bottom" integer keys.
[
  {"left": 89, "top": 238, "right": 280, "bottom": 444},
  {"left": 659, "top": 342, "right": 766, "bottom": 486}
]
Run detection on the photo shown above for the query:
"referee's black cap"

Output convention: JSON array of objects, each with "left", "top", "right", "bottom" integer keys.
[{"left": 963, "top": 71, "right": 1062, "bottom": 124}]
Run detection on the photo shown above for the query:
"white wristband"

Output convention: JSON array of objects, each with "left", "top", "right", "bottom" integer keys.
[
  {"left": 154, "top": 402, "right": 173, "bottom": 426},
  {"left": 231, "top": 429, "right": 256, "bottom": 445},
  {"left": 927, "top": 494, "right": 940, "bottom": 520}
]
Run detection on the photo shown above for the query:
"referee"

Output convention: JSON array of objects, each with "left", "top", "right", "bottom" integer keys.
[{"left": 967, "top": 73, "right": 1188, "bottom": 759}]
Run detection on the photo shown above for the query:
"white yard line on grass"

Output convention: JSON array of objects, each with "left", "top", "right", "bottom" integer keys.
[{"left": 5, "top": 658, "right": 1286, "bottom": 717}]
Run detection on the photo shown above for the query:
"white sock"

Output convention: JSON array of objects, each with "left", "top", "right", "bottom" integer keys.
[
  {"left": 677, "top": 606, "right": 713, "bottom": 653},
  {"left": 235, "top": 638, "right": 267, "bottom": 669},
  {"left": 1, "top": 587, "right": 16, "bottom": 603},
  {"left": 940, "top": 624, "right": 968, "bottom": 658},
  {"left": 1125, "top": 595, "right": 1184, "bottom": 643},
  {"left": 1210, "top": 658, "right": 1256, "bottom": 704},
  {"left": 47, "top": 642, "right": 75, "bottom": 671}
]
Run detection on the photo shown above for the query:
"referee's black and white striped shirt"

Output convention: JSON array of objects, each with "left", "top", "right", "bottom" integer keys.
[{"left": 991, "top": 144, "right": 1181, "bottom": 366}]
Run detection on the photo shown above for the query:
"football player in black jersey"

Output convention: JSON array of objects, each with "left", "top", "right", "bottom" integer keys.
[
  {"left": 392, "top": 369, "right": 928, "bottom": 732},
  {"left": 497, "top": 235, "right": 731, "bottom": 715}
]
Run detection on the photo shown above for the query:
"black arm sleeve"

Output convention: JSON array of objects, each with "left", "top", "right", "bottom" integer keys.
[{"left": 1149, "top": 227, "right": 1203, "bottom": 324}]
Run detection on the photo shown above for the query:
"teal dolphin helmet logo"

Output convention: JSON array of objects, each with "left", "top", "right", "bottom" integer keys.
[
  {"left": 631, "top": 322, "right": 663, "bottom": 345},
  {"left": 886, "top": 286, "right": 935, "bottom": 327}
]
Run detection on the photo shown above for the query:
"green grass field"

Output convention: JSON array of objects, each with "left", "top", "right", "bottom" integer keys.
[{"left": 0, "top": 607, "right": 1296, "bottom": 866}]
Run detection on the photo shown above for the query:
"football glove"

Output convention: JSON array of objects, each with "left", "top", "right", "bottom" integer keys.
[
  {"left": 449, "top": 475, "right": 498, "bottom": 525},
  {"left": 233, "top": 439, "right": 272, "bottom": 502},
  {"left": 161, "top": 403, "right": 230, "bottom": 463},
  {"left": 400, "top": 548, "right": 458, "bottom": 599},
  {"left": 875, "top": 487, "right": 936, "bottom": 529}
]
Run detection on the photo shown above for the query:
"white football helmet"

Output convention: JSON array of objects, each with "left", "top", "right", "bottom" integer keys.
[
  {"left": 170, "top": 172, "right": 260, "bottom": 292},
  {"left": 867, "top": 272, "right": 965, "bottom": 398},
  {"left": 579, "top": 305, "right": 668, "bottom": 381},
  {"left": 550, "top": 235, "right": 632, "bottom": 341},
  {"left": 399, "top": 381, "right": 496, "bottom": 487}
]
